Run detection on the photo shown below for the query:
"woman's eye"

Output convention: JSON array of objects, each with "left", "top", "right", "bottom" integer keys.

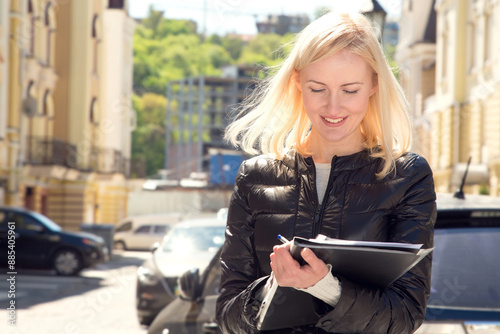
[
  {"left": 344, "top": 90, "right": 358, "bottom": 95},
  {"left": 310, "top": 88, "right": 325, "bottom": 93}
]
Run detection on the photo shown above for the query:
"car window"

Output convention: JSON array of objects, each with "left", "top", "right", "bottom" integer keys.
[
  {"left": 436, "top": 209, "right": 500, "bottom": 228},
  {"left": 134, "top": 225, "right": 151, "bottom": 234},
  {"left": 161, "top": 225, "right": 226, "bottom": 252},
  {"left": 116, "top": 221, "right": 132, "bottom": 232},
  {"left": 0, "top": 210, "right": 7, "bottom": 231},
  {"left": 202, "top": 253, "right": 222, "bottom": 298},
  {"left": 153, "top": 225, "right": 169, "bottom": 234},
  {"left": 427, "top": 227, "right": 500, "bottom": 313},
  {"left": 30, "top": 211, "right": 61, "bottom": 231},
  {"left": 8, "top": 212, "right": 44, "bottom": 232}
]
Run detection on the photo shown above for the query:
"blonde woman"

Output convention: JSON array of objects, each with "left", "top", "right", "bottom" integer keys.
[{"left": 216, "top": 11, "right": 436, "bottom": 334}]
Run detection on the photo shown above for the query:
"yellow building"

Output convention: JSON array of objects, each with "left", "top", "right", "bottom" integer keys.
[
  {"left": 0, "top": 0, "right": 10, "bottom": 204},
  {"left": 2, "top": 0, "right": 135, "bottom": 230},
  {"left": 398, "top": 0, "right": 499, "bottom": 195},
  {"left": 396, "top": 0, "right": 437, "bottom": 161}
]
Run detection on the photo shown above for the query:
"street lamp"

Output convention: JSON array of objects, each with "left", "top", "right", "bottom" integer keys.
[{"left": 360, "top": 0, "right": 387, "bottom": 43}]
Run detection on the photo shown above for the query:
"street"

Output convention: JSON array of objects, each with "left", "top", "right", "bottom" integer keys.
[{"left": 0, "top": 251, "right": 150, "bottom": 334}]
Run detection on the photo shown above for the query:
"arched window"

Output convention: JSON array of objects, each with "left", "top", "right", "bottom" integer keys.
[
  {"left": 45, "top": 3, "right": 51, "bottom": 66},
  {"left": 28, "top": 0, "right": 35, "bottom": 56},
  {"left": 24, "top": 81, "right": 38, "bottom": 117},
  {"left": 91, "top": 15, "right": 100, "bottom": 73},
  {"left": 92, "top": 14, "right": 98, "bottom": 38},
  {"left": 90, "top": 98, "right": 99, "bottom": 124},
  {"left": 42, "top": 90, "right": 50, "bottom": 116}
]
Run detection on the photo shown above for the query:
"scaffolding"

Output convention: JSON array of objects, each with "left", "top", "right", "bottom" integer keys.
[{"left": 165, "top": 67, "right": 258, "bottom": 180}]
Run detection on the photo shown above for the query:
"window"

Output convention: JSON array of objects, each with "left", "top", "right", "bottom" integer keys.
[
  {"left": 134, "top": 225, "right": 151, "bottom": 234},
  {"left": 427, "top": 227, "right": 500, "bottom": 318},
  {"left": 28, "top": 0, "right": 35, "bottom": 56},
  {"left": 91, "top": 15, "right": 99, "bottom": 73},
  {"left": 202, "top": 249, "right": 222, "bottom": 297},
  {"left": 89, "top": 98, "right": 98, "bottom": 124},
  {"left": 7, "top": 212, "right": 44, "bottom": 232},
  {"left": 116, "top": 221, "right": 132, "bottom": 232},
  {"left": 153, "top": 225, "right": 169, "bottom": 234},
  {"left": 108, "top": 0, "right": 124, "bottom": 9},
  {"left": 469, "top": 22, "right": 476, "bottom": 72},
  {"left": 44, "top": 3, "right": 52, "bottom": 66},
  {"left": 441, "top": 28, "right": 448, "bottom": 78},
  {"left": 484, "top": 11, "right": 492, "bottom": 63},
  {"left": 0, "top": 211, "right": 6, "bottom": 227},
  {"left": 42, "top": 90, "right": 50, "bottom": 116}
]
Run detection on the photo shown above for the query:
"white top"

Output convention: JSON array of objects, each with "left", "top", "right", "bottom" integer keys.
[
  {"left": 315, "top": 163, "right": 331, "bottom": 205},
  {"left": 295, "top": 162, "right": 341, "bottom": 307}
]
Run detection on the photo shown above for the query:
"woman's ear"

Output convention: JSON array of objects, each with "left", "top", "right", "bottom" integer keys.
[{"left": 293, "top": 70, "right": 302, "bottom": 92}]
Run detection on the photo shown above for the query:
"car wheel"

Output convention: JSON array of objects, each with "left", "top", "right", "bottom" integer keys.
[
  {"left": 53, "top": 249, "right": 82, "bottom": 276},
  {"left": 114, "top": 240, "right": 127, "bottom": 251}
]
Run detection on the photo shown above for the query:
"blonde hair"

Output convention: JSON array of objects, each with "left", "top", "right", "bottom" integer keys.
[{"left": 225, "top": 11, "right": 412, "bottom": 178}]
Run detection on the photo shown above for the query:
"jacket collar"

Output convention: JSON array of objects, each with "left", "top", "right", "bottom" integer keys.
[{"left": 282, "top": 147, "right": 378, "bottom": 174}]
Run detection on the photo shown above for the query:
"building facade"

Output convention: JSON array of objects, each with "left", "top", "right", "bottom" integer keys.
[
  {"left": 1, "top": 0, "right": 135, "bottom": 230},
  {"left": 256, "top": 14, "right": 310, "bottom": 35},
  {"left": 0, "top": 0, "right": 10, "bottom": 205},
  {"left": 398, "top": 0, "right": 499, "bottom": 195},
  {"left": 396, "top": 0, "right": 437, "bottom": 160}
]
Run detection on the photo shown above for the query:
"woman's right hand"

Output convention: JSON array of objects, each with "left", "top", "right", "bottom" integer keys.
[{"left": 270, "top": 242, "right": 330, "bottom": 289}]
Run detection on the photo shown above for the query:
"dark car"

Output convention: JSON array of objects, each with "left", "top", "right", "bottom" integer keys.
[
  {"left": 0, "top": 206, "right": 108, "bottom": 276},
  {"left": 136, "top": 216, "right": 226, "bottom": 326},
  {"left": 148, "top": 193, "right": 500, "bottom": 334}
]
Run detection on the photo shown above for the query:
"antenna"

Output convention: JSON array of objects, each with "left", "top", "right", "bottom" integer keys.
[{"left": 453, "top": 156, "right": 472, "bottom": 200}]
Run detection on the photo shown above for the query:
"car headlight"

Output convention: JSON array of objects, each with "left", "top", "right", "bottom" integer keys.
[
  {"left": 82, "top": 238, "right": 99, "bottom": 247},
  {"left": 137, "top": 266, "right": 160, "bottom": 285}
]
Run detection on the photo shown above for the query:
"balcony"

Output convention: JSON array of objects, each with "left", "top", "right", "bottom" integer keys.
[
  {"left": 89, "top": 147, "right": 130, "bottom": 177},
  {"left": 25, "top": 136, "right": 77, "bottom": 168},
  {"left": 25, "top": 136, "right": 130, "bottom": 177}
]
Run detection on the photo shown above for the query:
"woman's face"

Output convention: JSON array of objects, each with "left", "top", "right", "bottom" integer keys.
[{"left": 296, "top": 50, "right": 378, "bottom": 153}]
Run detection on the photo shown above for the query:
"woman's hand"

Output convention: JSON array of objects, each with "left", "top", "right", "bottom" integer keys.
[{"left": 270, "top": 242, "right": 329, "bottom": 289}]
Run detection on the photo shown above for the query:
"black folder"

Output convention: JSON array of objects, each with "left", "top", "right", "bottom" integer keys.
[{"left": 256, "top": 235, "right": 433, "bottom": 330}]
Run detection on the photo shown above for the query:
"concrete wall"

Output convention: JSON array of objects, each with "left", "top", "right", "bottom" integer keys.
[{"left": 127, "top": 188, "right": 232, "bottom": 217}]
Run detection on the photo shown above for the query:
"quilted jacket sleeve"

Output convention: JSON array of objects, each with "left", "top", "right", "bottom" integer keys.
[
  {"left": 215, "top": 161, "right": 267, "bottom": 333},
  {"left": 315, "top": 154, "right": 437, "bottom": 333}
]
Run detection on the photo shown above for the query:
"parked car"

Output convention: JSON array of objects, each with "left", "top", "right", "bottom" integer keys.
[
  {"left": 136, "top": 216, "right": 226, "bottom": 326},
  {"left": 113, "top": 213, "right": 183, "bottom": 251},
  {"left": 0, "top": 206, "right": 108, "bottom": 276},
  {"left": 148, "top": 193, "right": 500, "bottom": 334}
]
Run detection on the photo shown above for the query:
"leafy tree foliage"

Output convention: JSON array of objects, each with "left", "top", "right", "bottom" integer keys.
[{"left": 132, "top": 7, "right": 294, "bottom": 177}]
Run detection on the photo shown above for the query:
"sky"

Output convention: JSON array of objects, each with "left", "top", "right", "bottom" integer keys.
[{"left": 128, "top": 0, "right": 402, "bottom": 36}]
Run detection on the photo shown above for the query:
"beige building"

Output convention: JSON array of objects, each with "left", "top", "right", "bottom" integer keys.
[
  {"left": 397, "top": 0, "right": 499, "bottom": 195},
  {"left": 2, "top": 0, "right": 135, "bottom": 230},
  {"left": 396, "top": 0, "right": 437, "bottom": 160},
  {"left": 0, "top": 0, "right": 10, "bottom": 205}
]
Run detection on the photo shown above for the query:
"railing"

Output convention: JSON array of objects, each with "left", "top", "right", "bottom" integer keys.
[
  {"left": 25, "top": 136, "right": 77, "bottom": 168},
  {"left": 89, "top": 147, "right": 130, "bottom": 177},
  {"left": 26, "top": 136, "right": 130, "bottom": 177}
]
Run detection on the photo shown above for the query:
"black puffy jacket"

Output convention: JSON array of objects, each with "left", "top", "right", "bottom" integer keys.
[{"left": 216, "top": 149, "right": 436, "bottom": 334}]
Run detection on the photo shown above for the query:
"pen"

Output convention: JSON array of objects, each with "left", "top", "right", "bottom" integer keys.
[{"left": 277, "top": 234, "right": 290, "bottom": 244}]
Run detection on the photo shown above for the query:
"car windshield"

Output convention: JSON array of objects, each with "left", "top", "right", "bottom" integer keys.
[
  {"left": 31, "top": 211, "right": 62, "bottom": 232},
  {"left": 161, "top": 224, "right": 225, "bottom": 253},
  {"left": 428, "top": 227, "right": 500, "bottom": 313}
]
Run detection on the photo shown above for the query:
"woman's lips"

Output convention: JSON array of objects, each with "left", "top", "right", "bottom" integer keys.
[{"left": 322, "top": 116, "right": 347, "bottom": 126}]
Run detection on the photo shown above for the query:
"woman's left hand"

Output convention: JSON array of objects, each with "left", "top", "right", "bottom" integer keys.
[{"left": 270, "top": 242, "right": 329, "bottom": 289}]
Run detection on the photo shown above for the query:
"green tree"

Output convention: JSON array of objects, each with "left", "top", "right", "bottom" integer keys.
[
  {"left": 132, "top": 8, "right": 296, "bottom": 177},
  {"left": 131, "top": 93, "right": 167, "bottom": 177}
]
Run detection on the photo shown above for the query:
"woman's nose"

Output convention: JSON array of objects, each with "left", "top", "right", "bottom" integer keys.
[{"left": 326, "top": 94, "right": 342, "bottom": 115}]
